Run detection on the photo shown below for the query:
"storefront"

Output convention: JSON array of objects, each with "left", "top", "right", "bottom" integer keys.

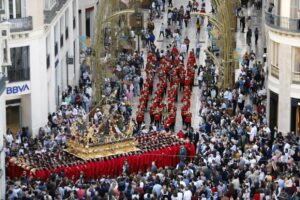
[
  {"left": 291, "top": 98, "right": 300, "bottom": 135},
  {"left": 5, "top": 81, "right": 31, "bottom": 136},
  {"left": 269, "top": 90, "right": 278, "bottom": 131}
]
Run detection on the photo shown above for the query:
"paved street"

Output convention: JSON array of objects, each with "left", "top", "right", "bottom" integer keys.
[{"left": 131, "top": 0, "right": 266, "bottom": 132}]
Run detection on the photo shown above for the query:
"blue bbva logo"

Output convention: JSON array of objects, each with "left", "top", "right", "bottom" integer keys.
[{"left": 7, "top": 84, "right": 30, "bottom": 95}]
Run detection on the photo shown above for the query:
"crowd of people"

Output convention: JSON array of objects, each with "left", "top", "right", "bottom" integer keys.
[{"left": 4, "top": 0, "right": 300, "bottom": 200}]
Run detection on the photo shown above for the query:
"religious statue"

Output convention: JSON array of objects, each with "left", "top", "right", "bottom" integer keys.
[
  {"left": 124, "top": 120, "right": 134, "bottom": 137},
  {"left": 84, "top": 127, "right": 97, "bottom": 146}
]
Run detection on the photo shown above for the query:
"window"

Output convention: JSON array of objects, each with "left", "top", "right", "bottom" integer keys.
[
  {"left": 15, "top": 0, "right": 21, "bottom": 18},
  {"left": 270, "top": 41, "right": 279, "bottom": 67},
  {"left": 55, "top": 42, "right": 58, "bottom": 56},
  {"left": 54, "top": 24, "right": 58, "bottom": 55},
  {"left": 60, "top": 17, "right": 64, "bottom": 47},
  {"left": 73, "top": 0, "right": 76, "bottom": 29},
  {"left": 294, "top": 47, "right": 300, "bottom": 72},
  {"left": 8, "top": 0, "right": 26, "bottom": 19},
  {"left": 60, "top": 34, "right": 64, "bottom": 48},
  {"left": 3, "top": 39, "right": 8, "bottom": 63},
  {"left": 9, "top": 0, "right": 13, "bottom": 19},
  {"left": 290, "top": 0, "right": 300, "bottom": 18},
  {"left": 46, "top": 36, "right": 50, "bottom": 69},
  {"left": 10, "top": 46, "right": 30, "bottom": 69},
  {"left": 8, "top": 46, "right": 30, "bottom": 82},
  {"left": 65, "top": 9, "right": 69, "bottom": 39},
  {"left": 47, "top": 54, "right": 50, "bottom": 69},
  {"left": 0, "top": 0, "right": 4, "bottom": 10},
  {"left": 44, "top": 0, "right": 56, "bottom": 10},
  {"left": 73, "top": 17, "right": 76, "bottom": 29},
  {"left": 65, "top": 27, "right": 69, "bottom": 40}
]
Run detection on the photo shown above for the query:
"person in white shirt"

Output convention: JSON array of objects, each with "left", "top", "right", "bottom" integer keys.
[
  {"left": 177, "top": 189, "right": 184, "bottom": 200},
  {"left": 248, "top": 123, "right": 257, "bottom": 142},
  {"left": 183, "top": 188, "right": 192, "bottom": 200},
  {"left": 180, "top": 43, "right": 187, "bottom": 55},
  {"left": 237, "top": 92, "right": 245, "bottom": 111},
  {"left": 197, "top": 70, "right": 204, "bottom": 89},
  {"left": 159, "top": 23, "right": 165, "bottom": 37},
  {"left": 5, "top": 130, "right": 14, "bottom": 145}
]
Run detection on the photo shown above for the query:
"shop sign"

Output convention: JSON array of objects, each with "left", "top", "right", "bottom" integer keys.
[{"left": 6, "top": 82, "right": 31, "bottom": 96}]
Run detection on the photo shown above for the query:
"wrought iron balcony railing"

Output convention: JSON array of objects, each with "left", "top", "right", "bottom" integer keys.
[
  {"left": 265, "top": 10, "right": 300, "bottom": 33},
  {"left": 7, "top": 16, "right": 33, "bottom": 32}
]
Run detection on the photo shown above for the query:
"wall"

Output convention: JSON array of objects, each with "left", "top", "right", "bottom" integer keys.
[
  {"left": 277, "top": 44, "right": 292, "bottom": 133},
  {"left": 46, "top": 0, "right": 80, "bottom": 114},
  {"left": 266, "top": 27, "right": 300, "bottom": 133},
  {"left": 0, "top": 90, "right": 6, "bottom": 200},
  {"left": 8, "top": 33, "right": 48, "bottom": 136},
  {"left": 268, "top": 31, "right": 300, "bottom": 96},
  {"left": 78, "top": 0, "right": 98, "bottom": 40},
  {"left": 4, "top": 0, "right": 80, "bottom": 137},
  {"left": 29, "top": 36, "right": 49, "bottom": 135},
  {"left": 28, "top": 0, "right": 44, "bottom": 29},
  {"left": 280, "top": 0, "right": 291, "bottom": 17},
  {"left": 21, "top": 94, "right": 31, "bottom": 128}
]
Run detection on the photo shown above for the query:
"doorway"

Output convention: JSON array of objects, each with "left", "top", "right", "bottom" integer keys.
[
  {"left": 269, "top": 91, "right": 278, "bottom": 131},
  {"left": 296, "top": 107, "right": 300, "bottom": 135},
  {"left": 6, "top": 99, "right": 21, "bottom": 137},
  {"left": 291, "top": 98, "right": 300, "bottom": 135},
  {"left": 85, "top": 14, "right": 90, "bottom": 38}
]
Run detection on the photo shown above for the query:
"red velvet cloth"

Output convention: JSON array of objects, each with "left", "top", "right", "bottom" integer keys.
[{"left": 8, "top": 143, "right": 196, "bottom": 181}]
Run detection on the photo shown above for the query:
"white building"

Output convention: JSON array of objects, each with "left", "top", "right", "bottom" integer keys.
[
  {"left": 265, "top": 0, "right": 300, "bottom": 134},
  {"left": 0, "top": 0, "right": 80, "bottom": 137},
  {"left": 78, "top": 0, "right": 98, "bottom": 48},
  {"left": 0, "top": 75, "right": 5, "bottom": 200},
  {"left": 0, "top": 22, "right": 8, "bottom": 200}
]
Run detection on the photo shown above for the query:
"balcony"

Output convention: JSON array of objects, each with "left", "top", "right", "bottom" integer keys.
[
  {"left": 265, "top": 10, "right": 300, "bottom": 33},
  {"left": 292, "top": 72, "right": 300, "bottom": 84},
  {"left": 0, "top": 74, "right": 5, "bottom": 94},
  {"left": 44, "top": 0, "right": 68, "bottom": 24},
  {"left": 7, "top": 16, "right": 33, "bottom": 33},
  {"left": 7, "top": 67, "right": 30, "bottom": 83},
  {"left": 270, "top": 64, "right": 279, "bottom": 78}
]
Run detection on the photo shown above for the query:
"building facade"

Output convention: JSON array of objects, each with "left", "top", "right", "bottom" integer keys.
[
  {"left": 265, "top": 0, "right": 300, "bottom": 134},
  {"left": 0, "top": 75, "right": 5, "bottom": 199},
  {"left": 0, "top": 22, "right": 8, "bottom": 200},
  {"left": 0, "top": 0, "right": 80, "bottom": 137},
  {"left": 78, "top": 0, "right": 98, "bottom": 48}
]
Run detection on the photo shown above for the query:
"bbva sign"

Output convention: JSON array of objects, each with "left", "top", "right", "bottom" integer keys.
[{"left": 6, "top": 82, "right": 31, "bottom": 96}]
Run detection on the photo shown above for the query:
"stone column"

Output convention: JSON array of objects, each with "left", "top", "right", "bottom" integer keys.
[{"left": 278, "top": 44, "right": 292, "bottom": 134}]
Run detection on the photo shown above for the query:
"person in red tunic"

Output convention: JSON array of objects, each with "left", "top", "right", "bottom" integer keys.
[
  {"left": 184, "top": 141, "right": 196, "bottom": 161},
  {"left": 136, "top": 111, "right": 144, "bottom": 129},
  {"left": 177, "top": 130, "right": 186, "bottom": 139},
  {"left": 171, "top": 46, "right": 180, "bottom": 57}
]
